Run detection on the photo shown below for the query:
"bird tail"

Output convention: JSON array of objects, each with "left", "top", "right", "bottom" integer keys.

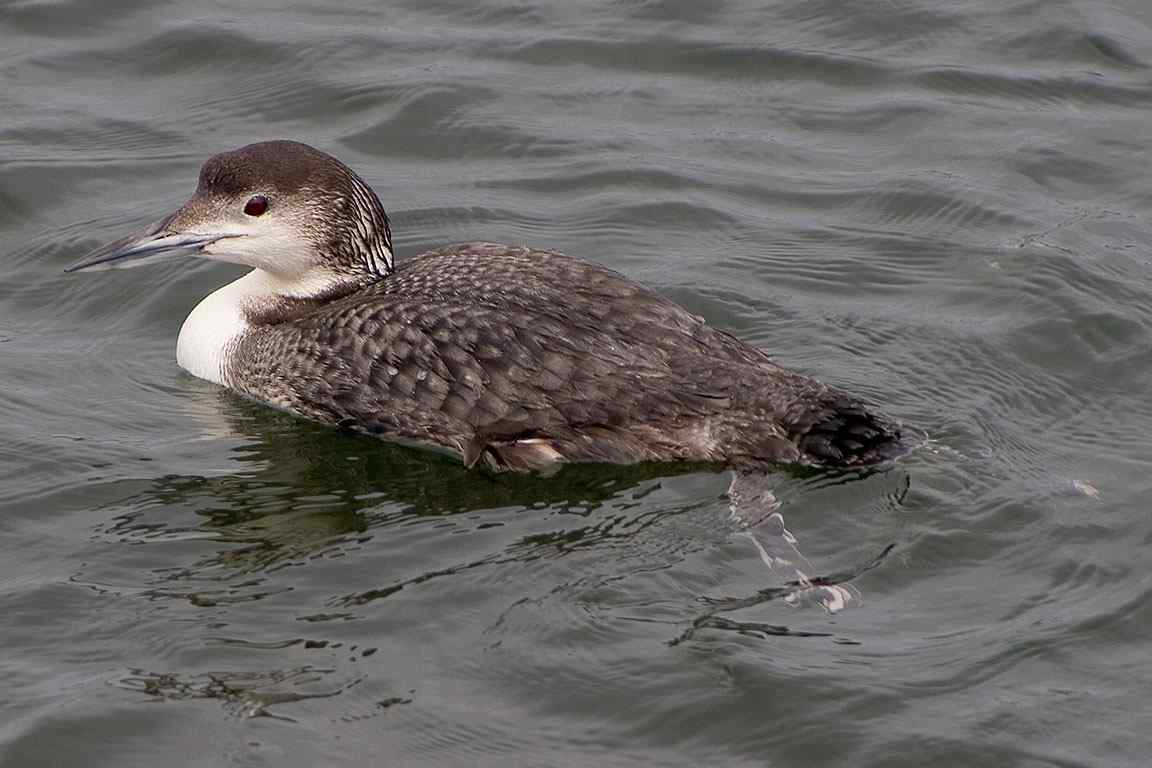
[{"left": 784, "top": 390, "right": 915, "bottom": 467}]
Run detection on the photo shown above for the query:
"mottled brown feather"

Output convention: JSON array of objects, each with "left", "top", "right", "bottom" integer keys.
[{"left": 229, "top": 243, "right": 910, "bottom": 470}]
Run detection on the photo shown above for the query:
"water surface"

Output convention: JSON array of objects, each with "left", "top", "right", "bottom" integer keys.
[{"left": 2, "top": 0, "right": 1151, "bottom": 765}]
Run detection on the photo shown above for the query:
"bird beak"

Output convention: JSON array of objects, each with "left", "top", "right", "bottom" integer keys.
[{"left": 65, "top": 216, "right": 234, "bottom": 273}]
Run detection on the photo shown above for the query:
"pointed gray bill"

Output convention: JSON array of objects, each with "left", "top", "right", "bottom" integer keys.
[{"left": 65, "top": 219, "right": 232, "bottom": 273}]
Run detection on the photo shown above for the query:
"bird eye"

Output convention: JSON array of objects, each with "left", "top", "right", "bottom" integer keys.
[{"left": 243, "top": 195, "right": 269, "bottom": 217}]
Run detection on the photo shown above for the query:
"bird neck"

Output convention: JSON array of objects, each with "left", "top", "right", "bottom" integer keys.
[{"left": 175, "top": 267, "right": 370, "bottom": 385}]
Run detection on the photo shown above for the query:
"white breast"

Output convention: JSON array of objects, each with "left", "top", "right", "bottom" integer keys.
[
  {"left": 176, "top": 267, "right": 349, "bottom": 386},
  {"left": 176, "top": 270, "right": 261, "bottom": 385}
]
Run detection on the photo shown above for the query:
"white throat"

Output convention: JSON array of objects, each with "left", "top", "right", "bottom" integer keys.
[{"left": 176, "top": 268, "right": 342, "bottom": 385}]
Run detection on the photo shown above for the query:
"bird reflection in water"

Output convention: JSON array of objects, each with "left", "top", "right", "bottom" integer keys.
[{"left": 102, "top": 390, "right": 904, "bottom": 651}]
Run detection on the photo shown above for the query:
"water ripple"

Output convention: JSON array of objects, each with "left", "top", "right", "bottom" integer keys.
[{"left": 3, "top": 0, "right": 1152, "bottom": 764}]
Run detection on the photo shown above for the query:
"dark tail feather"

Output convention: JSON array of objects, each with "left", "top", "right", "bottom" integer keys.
[{"left": 786, "top": 392, "right": 914, "bottom": 467}]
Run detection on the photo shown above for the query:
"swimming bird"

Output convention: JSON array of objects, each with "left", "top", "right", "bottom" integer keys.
[{"left": 67, "top": 140, "right": 911, "bottom": 472}]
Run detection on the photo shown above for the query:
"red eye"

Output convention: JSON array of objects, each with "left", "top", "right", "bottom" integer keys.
[{"left": 244, "top": 195, "right": 268, "bottom": 216}]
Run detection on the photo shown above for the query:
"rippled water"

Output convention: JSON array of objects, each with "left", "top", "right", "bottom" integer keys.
[{"left": 3, "top": 0, "right": 1152, "bottom": 765}]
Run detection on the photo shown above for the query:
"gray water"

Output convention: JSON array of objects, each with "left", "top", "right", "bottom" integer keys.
[{"left": 2, "top": 0, "right": 1151, "bottom": 765}]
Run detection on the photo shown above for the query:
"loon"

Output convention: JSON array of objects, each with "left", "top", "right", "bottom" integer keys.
[{"left": 67, "top": 140, "right": 911, "bottom": 472}]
